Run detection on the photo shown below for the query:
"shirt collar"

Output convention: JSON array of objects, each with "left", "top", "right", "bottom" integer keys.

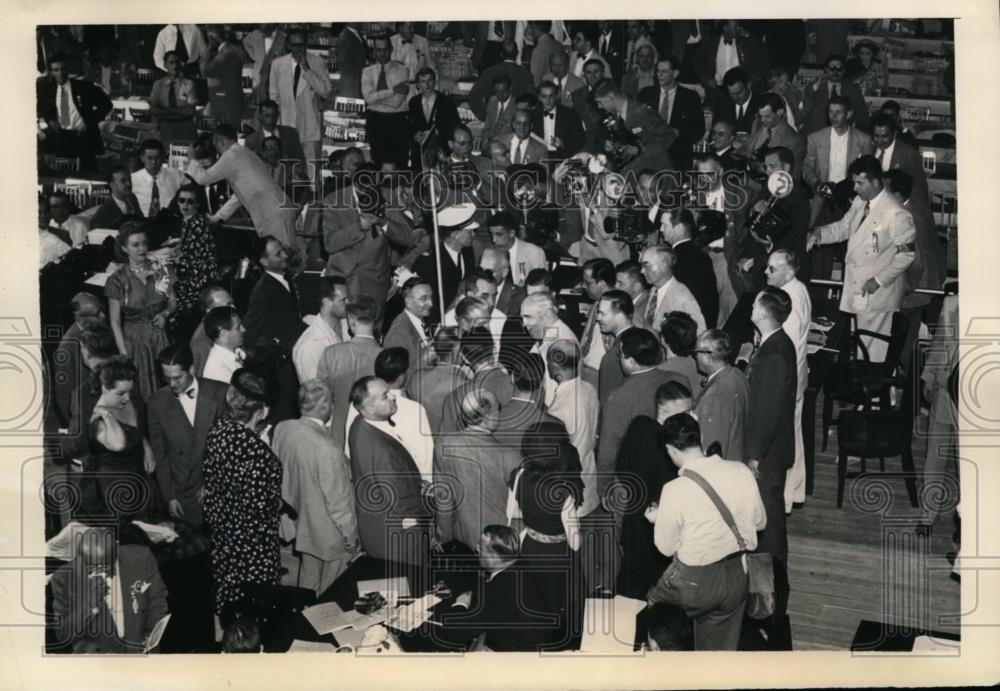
[
  {"left": 404, "top": 308, "right": 425, "bottom": 333},
  {"left": 758, "top": 325, "right": 782, "bottom": 346},
  {"left": 304, "top": 416, "right": 327, "bottom": 428}
]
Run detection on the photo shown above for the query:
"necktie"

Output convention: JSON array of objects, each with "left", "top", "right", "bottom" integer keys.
[
  {"left": 493, "top": 21, "right": 504, "bottom": 39},
  {"left": 830, "top": 84, "right": 839, "bottom": 98},
  {"left": 402, "top": 38, "right": 412, "bottom": 45},
  {"left": 377, "top": 64, "right": 388, "bottom": 91},
  {"left": 124, "top": 195, "right": 140, "bottom": 217},
  {"left": 581, "top": 305, "right": 598, "bottom": 355},
  {"left": 762, "top": 127, "right": 772, "bottom": 149},
  {"left": 626, "top": 41, "right": 635, "bottom": 70},
  {"left": 659, "top": 88, "right": 671, "bottom": 122},
  {"left": 149, "top": 179, "right": 160, "bottom": 216},
  {"left": 855, "top": 201, "right": 871, "bottom": 233},
  {"left": 513, "top": 140, "right": 522, "bottom": 164},
  {"left": 59, "top": 84, "right": 71, "bottom": 128},
  {"left": 876, "top": 148, "right": 885, "bottom": 165},
  {"left": 168, "top": 80, "right": 177, "bottom": 108},
  {"left": 293, "top": 63, "right": 302, "bottom": 95},
  {"left": 48, "top": 224, "right": 74, "bottom": 246},
  {"left": 174, "top": 27, "right": 189, "bottom": 65},
  {"left": 601, "top": 35, "right": 610, "bottom": 56},
  {"left": 645, "top": 286, "right": 659, "bottom": 326},
  {"left": 736, "top": 103, "right": 743, "bottom": 123}
]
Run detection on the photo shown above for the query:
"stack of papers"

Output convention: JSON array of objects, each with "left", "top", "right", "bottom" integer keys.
[
  {"left": 302, "top": 601, "right": 387, "bottom": 636},
  {"left": 385, "top": 594, "right": 442, "bottom": 633}
]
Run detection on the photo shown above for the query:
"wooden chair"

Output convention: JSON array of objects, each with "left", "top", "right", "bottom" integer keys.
[
  {"left": 821, "top": 313, "right": 909, "bottom": 451},
  {"left": 836, "top": 405, "right": 919, "bottom": 508}
]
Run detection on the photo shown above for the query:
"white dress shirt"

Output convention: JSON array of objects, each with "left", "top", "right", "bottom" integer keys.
[
  {"left": 653, "top": 455, "right": 766, "bottom": 565},
  {"left": 547, "top": 377, "right": 600, "bottom": 516},
  {"left": 98, "top": 561, "right": 125, "bottom": 638},
  {"left": 345, "top": 392, "right": 435, "bottom": 483},
  {"left": 404, "top": 309, "right": 430, "bottom": 345},
  {"left": 177, "top": 378, "right": 199, "bottom": 426},
  {"left": 876, "top": 139, "right": 896, "bottom": 172},
  {"left": 361, "top": 61, "right": 410, "bottom": 113},
  {"left": 510, "top": 135, "right": 529, "bottom": 164},
  {"left": 715, "top": 39, "right": 740, "bottom": 84},
  {"left": 50, "top": 215, "right": 88, "bottom": 247},
  {"left": 55, "top": 81, "right": 84, "bottom": 131},
  {"left": 573, "top": 49, "right": 598, "bottom": 77},
  {"left": 153, "top": 24, "right": 207, "bottom": 72},
  {"left": 292, "top": 314, "right": 345, "bottom": 383},
  {"left": 39, "top": 229, "right": 70, "bottom": 269},
  {"left": 780, "top": 277, "right": 812, "bottom": 398},
  {"left": 542, "top": 109, "right": 557, "bottom": 150},
  {"left": 265, "top": 269, "right": 291, "bottom": 293},
  {"left": 828, "top": 127, "right": 850, "bottom": 183},
  {"left": 202, "top": 345, "right": 243, "bottom": 384},
  {"left": 131, "top": 166, "right": 184, "bottom": 218}
]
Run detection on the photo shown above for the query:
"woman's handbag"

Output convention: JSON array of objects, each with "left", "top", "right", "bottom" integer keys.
[{"left": 684, "top": 470, "right": 775, "bottom": 620}]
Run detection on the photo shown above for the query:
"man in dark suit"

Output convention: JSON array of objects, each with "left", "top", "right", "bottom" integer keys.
[
  {"left": 472, "top": 21, "right": 516, "bottom": 73},
  {"left": 692, "top": 329, "right": 749, "bottom": 461},
  {"left": 411, "top": 222, "right": 476, "bottom": 316},
  {"left": 693, "top": 21, "right": 769, "bottom": 105},
  {"left": 243, "top": 236, "right": 304, "bottom": 423},
  {"left": 745, "top": 287, "right": 797, "bottom": 643},
  {"left": 438, "top": 525, "right": 549, "bottom": 652},
  {"left": 532, "top": 80, "right": 587, "bottom": 163},
  {"left": 467, "top": 40, "right": 535, "bottom": 122},
  {"left": 492, "top": 353, "right": 564, "bottom": 450},
  {"left": 799, "top": 54, "right": 869, "bottom": 135},
  {"left": 37, "top": 54, "right": 113, "bottom": 171},
  {"left": 147, "top": 344, "right": 228, "bottom": 528},
  {"left": 637, "top": 55, "right": 706, "bottom": 173},
  {"left": 335, "top": 23, "right": 367, "bottom": 99},
  {"left": 406, "top": 328, "right": 469, "bottom": 434},
  {"left": 596, "top": 328, "right": 689, "bottom": 498},
  {"left": 870, "top": 112, "right": 930, "bottom": 201},
  {"left": 596, "top": 21, "right": 628, "bottom": 82},
  {"left": 90, "top": 166, "right": 143, "bottom": 230},
  {"left": 408, "top": 67, "right": 460, "bottom": 169},
  {"left": 48, "top": 295, "right": 104, "bottom": 431},
  {"left": 348, "top": 376, "right": 433, "bottom": 570},
  {"left": 50, "top": 528, "right": 169, "bottom": 654},
  {"left": 746, "top": 93, "right": 806, "bottom": 179},
  {"left": 244, "top": 99, "right": 307, "bottom": 175},
  {"left": 661, "top": 209, "right": 720, "bottom": 328},
  {"left": 758, "top": 146, "right": 811, "bottom": 281},
  {"left": 593, "top": 79, "right": 673, "bottom": 175},
  {"left": 713, "top": 66, "right": 766, "bottom": 135},
  {"left": 383, "top": 277, "right": 435, "bottom": 379}
]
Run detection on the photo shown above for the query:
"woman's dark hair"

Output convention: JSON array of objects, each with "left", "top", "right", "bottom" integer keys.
[
  {"left": 191, "top": 134, "right": 216, "bottom": 162},
  {"left": 660, "top": 311, "right": 698, "bottom": 357},
  {"left": 89, "top": 356, "right": 138, "bottom": 397},
  {"left": 113, "top": 221, "right": 148, "bottom": 263},
  {"left": 226, "top": 368, "right": 269, "bottom": 422},
  {"left": 222, "top": 616, "right": 262, "bottom": 653},
  {"left": 660, "top": 413, "right": 703, "bottom": 452},
  {"left": 518, "top": 421, "right": 583, "bottom": 509}
]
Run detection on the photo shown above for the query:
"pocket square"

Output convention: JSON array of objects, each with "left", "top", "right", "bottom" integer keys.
[{"left": 631, "top": 127, "right": 642, "bottom": 133}]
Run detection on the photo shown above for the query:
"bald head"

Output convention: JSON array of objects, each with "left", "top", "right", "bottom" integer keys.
[
  {"left": 71, "top": 292, "right": 104, "bottom": 321},
  {"left": 546, "top": 339, "right": 580, "bottom": 382},
  {"left": 480, "top": 247, "right": 511, "bottom": 285},
  {"left": 520, "top": 293, "right": 559, "bottom": 342}
]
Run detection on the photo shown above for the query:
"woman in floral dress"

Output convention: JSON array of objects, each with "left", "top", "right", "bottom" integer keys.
[
  {"left": 170, "top": 183, "right": 219, "bottom": 343},
  {"left": 203, "top": 369, "right": 282, "bottom": 623},
  {"left": 105, "top": 222, "right": 174, "bottom": 400}
]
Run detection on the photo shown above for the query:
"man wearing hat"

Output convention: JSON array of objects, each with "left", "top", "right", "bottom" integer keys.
[{"left": 411, "top": 203, "right": 478, "bottom": 318}]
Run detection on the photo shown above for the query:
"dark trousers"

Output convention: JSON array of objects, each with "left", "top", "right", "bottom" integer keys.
[
  {"left": 756, "top": 470, "right": 788, "bottom": 563},
  {"left": 647, "top": 555, "right": 748, "bottom": 650},
  {"left": 579, "top": 507, "right": 620, "bottom": 595},
  {"left": 365, "top": 111, "right": 410, "bottom": 168}
]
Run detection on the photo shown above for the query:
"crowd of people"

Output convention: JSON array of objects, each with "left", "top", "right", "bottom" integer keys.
[{"left": 39, "top": 19, "right": 955, "bottom": 654}]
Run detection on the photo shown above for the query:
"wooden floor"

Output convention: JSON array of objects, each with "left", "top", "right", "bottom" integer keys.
[{"left": 787, "top": 401, "right": 961, "bottom": 650}]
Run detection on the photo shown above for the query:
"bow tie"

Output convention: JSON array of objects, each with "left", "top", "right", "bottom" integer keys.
[
  {"left": 175, "top": 387, "right": 195, "bottom": 399},
  {"left": 544, "top": 110, "right": 555, "bottom": 119},
  {"left": 723, "top": 38, "right": 734, "bottom": 46},
  {"left": 401, "top": 39, "right": 412, "bottom": 45}
]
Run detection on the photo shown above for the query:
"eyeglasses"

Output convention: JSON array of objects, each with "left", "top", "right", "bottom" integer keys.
[{"left": 828, "top": 65, "right": 845, "bottom": 71}]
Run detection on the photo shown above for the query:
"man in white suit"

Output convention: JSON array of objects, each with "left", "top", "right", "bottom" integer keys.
[
  {"left": 269, "top": 28, "right": 331, "bottom": 186},
  {"left": 639, "top": 245, "right": 707, "bottom": 335},
  {"left": 488, "top": 210, "right": 546, "bottom": 285},
  {"left": 807, "top": 155, "right": 915, "bottom": 363},
  {"left": 272, "top": 379, "right": 359, "bottom": 595},
  {"left": 765, "top": 249, "right": 812, "bottom": 512},
  {"left": 243, "top": 24, "right": 287, "bottom": 101}
]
